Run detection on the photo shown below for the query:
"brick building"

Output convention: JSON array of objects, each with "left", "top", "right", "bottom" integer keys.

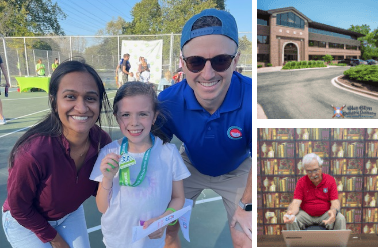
[{"left": 257, "top": 7, "right": 365, "bottom": 67}]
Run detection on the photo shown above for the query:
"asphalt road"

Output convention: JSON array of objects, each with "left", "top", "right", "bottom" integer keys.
[{"left": 257, "top": 67, "right": 378, "bottom": 119}]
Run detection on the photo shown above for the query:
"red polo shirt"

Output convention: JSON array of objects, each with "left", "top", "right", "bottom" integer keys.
[{"left": 294, "top": 173, "right": 338, "bottom": 216}]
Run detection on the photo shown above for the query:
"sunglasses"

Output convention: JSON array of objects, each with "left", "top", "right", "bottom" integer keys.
[{"left": 182, "top": 52, "right": 237, "bottom": 73}]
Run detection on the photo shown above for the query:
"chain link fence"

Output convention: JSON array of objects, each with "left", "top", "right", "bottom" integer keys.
[{"left": 0, "top": 33, "right": 251, "bottom": 89}]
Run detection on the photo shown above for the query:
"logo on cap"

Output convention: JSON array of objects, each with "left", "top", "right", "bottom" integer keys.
[{"left": 227, "top": 126, "right": 242, "bottom": 140}]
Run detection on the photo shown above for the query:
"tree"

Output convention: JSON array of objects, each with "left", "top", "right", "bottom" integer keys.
[
  {"left": 349, "top": 24, "right": 378, "bottom": 60},
  {"left": 322, "top": 54, "right": 333, "bottom": 64},
  {"left": 97, "top": 17, "right": 131, "bottom": 36},
  {"left": 0, "top": 0, "right": 32, "bottom": 36},
  {"left": 0, "top": 0, "right": 66, "bottom": 36},
  {"left": 159, "top": 0, "right": 218, "bottom": 34},
  {"left": 130, "top": 0, "right": 162, "bottom": 35}
]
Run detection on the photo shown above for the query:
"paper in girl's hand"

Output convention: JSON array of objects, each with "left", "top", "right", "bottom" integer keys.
[
  {"left": 131, "top": 199, "right": 193, "bottom": 243},
  {"left": 177, "top": 199, "right": 193, "bottom": 242}
]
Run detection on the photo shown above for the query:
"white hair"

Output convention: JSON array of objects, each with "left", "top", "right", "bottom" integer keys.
[{"left": 302, "top": 153, "right": 323, "bottom": 167}]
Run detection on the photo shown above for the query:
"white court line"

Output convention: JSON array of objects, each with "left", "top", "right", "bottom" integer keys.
[
  {"left": 0, "top": 125, "right": 35, "bottom": 138},
  {"left": 8, "top": 109, "right": 49, "bottom": 122},
  {"left": 1, "top": 96, "right": 48, "bottom": 101},
  {"left": 87, "top": 196, "right": 222, "bottom": 234},
  {"left": 0, "top": 109, "right": 49, "bottom": 133}
]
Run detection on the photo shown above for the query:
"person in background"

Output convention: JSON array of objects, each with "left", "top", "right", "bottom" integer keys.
[
  {"left": 159, "top": 9, "right": 252, "bottom": 248},
  {"left": 35, "top": 59, "right": 45, "bottom": 76},
  {"left": 139, "top": 57, "right": 150, "bottom": 83},
  {"left": 158, "top": 70, "right": 174, "bottom": 92},
  {"left": 0, "top": 54, "right": 10, "bottom": 125},
  {"left": 52, "top": 58, "right": 59, "bottom": 72},
  {"left": 128, "top": 72, "right": 136, "bottom": 81},
  {"left": 115, "top": 56, "right": 124, "bottom": 88},
  {"left": 122, "top": 53, "right": 131, "bottom": 85},
  {"left": 2, "top": 60, "right": 113, "bottom": 248},
  {"left": 172, "top": 68, "right": 184, "bottom": 84},
  {"left": 136, "top": 71, "right": 141, "bottom": 81},
  {"left": 237, "top": 67, "right": 243, "bottom": 74}
]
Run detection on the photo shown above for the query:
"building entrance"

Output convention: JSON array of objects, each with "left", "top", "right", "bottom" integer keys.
[{"left": 284, "top": 43, "right": 298, "bottom": 63}]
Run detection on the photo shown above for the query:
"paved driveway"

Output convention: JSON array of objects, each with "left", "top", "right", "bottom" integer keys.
[{"left": 257, "top": 67, "right": 378, "bottom": 119}]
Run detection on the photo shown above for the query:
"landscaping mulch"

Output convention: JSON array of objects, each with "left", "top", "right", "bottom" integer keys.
[{"left": 337, "top": 75, "right": 378, "bottom": 94}]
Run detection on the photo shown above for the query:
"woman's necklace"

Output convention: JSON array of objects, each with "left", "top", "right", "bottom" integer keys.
[{"left": 79, "top": 138, "right": 89, "bottom": 157}]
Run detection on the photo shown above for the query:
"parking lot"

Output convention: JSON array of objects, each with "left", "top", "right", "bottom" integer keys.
[{"left": 257, "top": 66, "right": 378, "bottom": 119}]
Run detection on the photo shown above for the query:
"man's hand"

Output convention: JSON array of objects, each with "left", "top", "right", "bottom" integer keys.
[
  {"left": 230, "top": 206, "right": 252, "bottom": 240},
  {"left": 284, "top": 210, "right": 295, "bottom": 224},
  {"left": 322, "top": 209, "right": 336, "bottom": 226}
]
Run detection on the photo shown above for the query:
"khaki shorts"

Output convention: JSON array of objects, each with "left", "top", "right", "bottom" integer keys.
[
  {"left": 122, "top": 73, "right": 128, "bottom": 84},
  {"left": 181, "top": 150, "right": 251, "bottom": 232}
]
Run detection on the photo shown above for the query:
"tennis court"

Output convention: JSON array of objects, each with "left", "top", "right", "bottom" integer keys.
[{"left": 0, "top": 87, "right": 233, "bottom": 248}]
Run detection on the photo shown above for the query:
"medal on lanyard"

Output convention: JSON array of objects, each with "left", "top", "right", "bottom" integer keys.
[{"left": 119, "top": 133, "right": 155, "bottom": 187}]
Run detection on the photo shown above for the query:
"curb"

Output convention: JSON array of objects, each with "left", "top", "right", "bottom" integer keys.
[
  {"left": 257, "top": 103, "right": 268, "bottom": 119},
  {"left": 257, "top": 65, "right": 349, "bottom": 74},
  {"left": 333, "top": 76, "right": 378, "bottom": 100}
]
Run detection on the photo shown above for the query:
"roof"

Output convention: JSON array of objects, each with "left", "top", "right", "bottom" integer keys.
[{"left": 257, "top": 7, "right": 365, "bottom": 38}]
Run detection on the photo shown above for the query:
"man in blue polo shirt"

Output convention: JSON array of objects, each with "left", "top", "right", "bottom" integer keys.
[{"left": 158, "top": 9, "right": 251, "bottom": 248}]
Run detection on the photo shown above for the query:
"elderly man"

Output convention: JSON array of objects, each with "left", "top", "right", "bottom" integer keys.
[{"left": 284, "top": 153, "right": 346, "bottom": 230}]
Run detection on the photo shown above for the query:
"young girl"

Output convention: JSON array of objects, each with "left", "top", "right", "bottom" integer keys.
[{"left": 90, "top": 82, "right": 190, "bottom": 248}]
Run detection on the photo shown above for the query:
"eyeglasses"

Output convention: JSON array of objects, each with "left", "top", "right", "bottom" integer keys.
[
  {"left": 306, "top": 168, "right": 320, "bottom": 175},
  {"left": 182, "top": 52, "right": 237, "bottom": 73}
]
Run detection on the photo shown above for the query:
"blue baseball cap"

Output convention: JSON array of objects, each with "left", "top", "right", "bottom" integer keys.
[{"left": 180, "top": 8, "right": 239, "bottom": 50}]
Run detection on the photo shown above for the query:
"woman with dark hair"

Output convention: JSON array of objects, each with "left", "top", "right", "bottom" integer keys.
[{"left": 2, "top": 59, "right": 113, "bottom": 248}]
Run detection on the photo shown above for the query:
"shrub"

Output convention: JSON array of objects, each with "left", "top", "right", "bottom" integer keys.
[
  {"left": 322, "top": 54, "right": 334, "bottom": 64},
  {"left": 344, "top": 65, "right": 378, "bottom": 83},
  {"left": 257, "top": 64, "right": 263, "bottom": 68},
  {"left": 267, "top": 63, "right": 272, "bottom": 67},
  {"left": 301, "top": 61, "right": 308, "bottom": 66}
]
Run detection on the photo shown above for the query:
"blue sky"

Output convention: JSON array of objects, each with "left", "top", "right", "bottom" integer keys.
[
  {"left": 258, "top": 0, "right": 378, "bottom": 32},
  {"left": 57, "top": 0, "right": 252, "bottom": 36}
]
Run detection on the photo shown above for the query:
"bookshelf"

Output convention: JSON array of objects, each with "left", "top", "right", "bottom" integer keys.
[{"left": 257, "top": 128, "right": 378, "bottom": 235}]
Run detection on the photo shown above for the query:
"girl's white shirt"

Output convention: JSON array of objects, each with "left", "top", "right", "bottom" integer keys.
[{"left": 90, "top": 136, "right": 190, "bottom": 248}]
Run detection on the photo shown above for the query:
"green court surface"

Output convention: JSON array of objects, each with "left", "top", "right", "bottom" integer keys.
[{"left": 0, "top": 89, "right": 233, "bottom": 247}]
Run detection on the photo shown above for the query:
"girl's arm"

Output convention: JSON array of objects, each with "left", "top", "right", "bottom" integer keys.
[
  {"left": 96, "top": 179, "right": 113, "bottom": 213},
  {"left": 165, "top": 180, "right": 185, "bottom": 212},
  {"left": 95, "top": 153, "right": 120, "bottom": 213}
]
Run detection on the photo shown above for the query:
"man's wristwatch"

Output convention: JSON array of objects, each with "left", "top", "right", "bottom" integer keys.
[
  {"left": 238, "top": 200, "right": 252, "bottom": 211},
  {"left": 332, "top": 208, "right": 339, "bottom": 216}
]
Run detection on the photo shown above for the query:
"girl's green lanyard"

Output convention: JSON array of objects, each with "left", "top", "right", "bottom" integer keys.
[{"left": 118, "top": 133, "right": 155, "bottom": 187}]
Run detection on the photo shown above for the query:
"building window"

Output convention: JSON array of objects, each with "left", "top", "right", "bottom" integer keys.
[
  {"left": 309, "top": 28, "right": 356, "bottom": 40},
  {"left": 276, "top": 12, "right": 304, "bottom": 29},
  {"left": 346, "top": 45, "right": 358, "bottom": 50},
  {"left": 257, "top": 54, "right": 270, "bottom": 63},
  {"left": 332, "top": 55, "right": 344, "bottom": 60},
  {"left": 258, "top": 18, "right": 268, "bottom": 26},
  {"left": 329, "top": 42, "right": 344, "bottom": 49},
  {"left": 309, "top": 40, "right": 326, "bottom": 48},
  {"left": 346, "top": 56, "right": 358, "bottom": 59},
  {"left": 257, "top": 35, "right": 269, "bottom": 44},
  {"left": 309, "top": 55, "right": 324, "bottom": 60}
]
